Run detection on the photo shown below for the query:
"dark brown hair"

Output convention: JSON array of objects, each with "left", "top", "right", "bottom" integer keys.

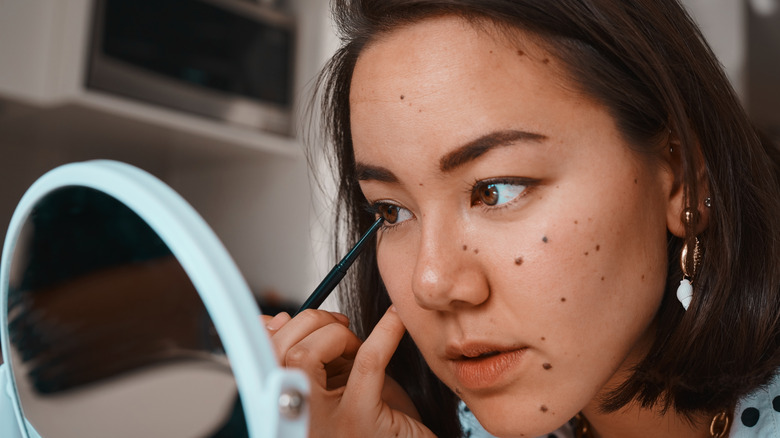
[{"left": 311, "top": 0, "right": 780, "bottom": 435}]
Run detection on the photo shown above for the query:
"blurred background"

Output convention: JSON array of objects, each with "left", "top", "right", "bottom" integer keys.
[
  {"left": 0, "top": 0, "right": 777, "bottom": 352},
  {"left": 0, "top": 0, "right": 339, "bottom": 320},
  {"left": 0, "top": 0, "right": 777, "bottom": 435}
]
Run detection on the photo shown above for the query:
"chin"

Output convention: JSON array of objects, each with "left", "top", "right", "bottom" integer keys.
[{"left": 466, "top": 399, "right": 571, "bottom": 438}]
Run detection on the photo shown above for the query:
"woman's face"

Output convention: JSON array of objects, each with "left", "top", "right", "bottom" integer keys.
[{"left": 351, "top": 16, "right": 678, "bottom": 437}]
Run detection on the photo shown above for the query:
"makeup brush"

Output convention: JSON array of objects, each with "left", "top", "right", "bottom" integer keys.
[{"left": 294, "top": 217, "right": 384, "bottom": 316}]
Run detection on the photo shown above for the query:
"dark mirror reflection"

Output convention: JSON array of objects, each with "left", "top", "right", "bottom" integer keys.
[{"left": 6, "top": 186, "right": 248, "bottom": 437}]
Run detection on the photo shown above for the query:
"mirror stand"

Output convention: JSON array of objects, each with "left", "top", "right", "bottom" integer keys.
[{"left": 1, "top": 363, "right": 23, "bottom": 438}]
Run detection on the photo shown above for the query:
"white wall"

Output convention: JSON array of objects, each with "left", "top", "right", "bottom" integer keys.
[{"left": 683, "top": 0, "right": 747, "bottom": 97}]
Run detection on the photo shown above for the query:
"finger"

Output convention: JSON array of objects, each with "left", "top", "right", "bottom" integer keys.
[
  {"left": 264, "top": 312, "right": 291, "bottom": 332},
  {"left": 260, "top": 314, "right": 274, "bottom": 325},
  {"left": 329, "top": 311, "right": 350, "bottom": 326},
  {"left": 284, "top": 322, "right": 362, "bottom": 388},
  {"left": 271, "top": 309, "right": 351, "bottom": 362},
  {"left": 342, "top": 306, "right": 406, "bottom": 407}
]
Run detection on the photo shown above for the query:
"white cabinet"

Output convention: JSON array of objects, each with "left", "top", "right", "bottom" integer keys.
[
  {"left": 0, "top": 0, "right": 335, "bottom": 303},
  {"left": 0, "top": 0, "right": 303, "bottom": 155}
]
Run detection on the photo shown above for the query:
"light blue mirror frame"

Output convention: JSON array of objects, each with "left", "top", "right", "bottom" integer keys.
[{"left": 0, "top": 160, "right": 309, "bottom": 438}]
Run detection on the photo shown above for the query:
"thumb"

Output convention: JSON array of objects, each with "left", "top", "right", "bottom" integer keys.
[{"left": 341, "top": 306, "right": 406, "bottom": 407}]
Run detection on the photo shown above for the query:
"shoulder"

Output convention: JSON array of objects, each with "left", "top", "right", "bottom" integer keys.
[
  {"left": 458, "top": 401, "right": 575, "bottom": 438},
  {"left": 729, "top": 372, "right": 780, "bottom": 437}
]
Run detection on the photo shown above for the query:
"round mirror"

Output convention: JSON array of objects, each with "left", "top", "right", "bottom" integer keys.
[
  {"left": 0, "top": 161, "right": 308, "bottom": 438},
  {"left": 7, "top": 185, "right": 245, "bottom": 437}
]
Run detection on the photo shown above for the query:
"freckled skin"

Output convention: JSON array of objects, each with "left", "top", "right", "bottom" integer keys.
[{"left": 351, "top": 16, "right": 675, "bottom": 438}]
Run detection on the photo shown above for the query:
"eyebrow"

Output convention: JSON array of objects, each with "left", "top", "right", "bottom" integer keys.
[
  {"left": 355, "top": 129, "right": 547, "bottom": 182},
  {"left": 439, "top": 129, "right": 547, "bottom": 172}
]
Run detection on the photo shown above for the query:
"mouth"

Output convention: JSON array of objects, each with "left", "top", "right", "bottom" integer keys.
[
  {"left": 446, "top": 343, "right": 522, "bottom": 360},
  {"left": 446, "top": 343, "right": 528, "bottom": 390}
]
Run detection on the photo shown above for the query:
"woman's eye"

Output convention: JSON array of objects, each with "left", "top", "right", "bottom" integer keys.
[
  {"left": 376, "top": 203, "right": 413, "bottom": 225},
  {"left": 471, "top": 179, "right": 529, "bottom": 207}
]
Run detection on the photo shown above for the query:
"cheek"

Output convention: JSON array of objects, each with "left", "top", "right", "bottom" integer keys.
[{"left": 376, "top": 235, "right": 418, "bottom": 309}]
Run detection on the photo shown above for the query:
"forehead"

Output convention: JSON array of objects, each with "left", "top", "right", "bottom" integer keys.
[
  {"left": 348, "top": 15, "right": 580, "bottom": 165},
  {"left": 350, "top": 16, "right": 561, "bottom": 102}
]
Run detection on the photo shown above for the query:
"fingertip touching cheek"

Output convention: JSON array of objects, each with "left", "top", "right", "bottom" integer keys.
[{"left": 350, "top": 15, "right": 674, "bottom": 437}]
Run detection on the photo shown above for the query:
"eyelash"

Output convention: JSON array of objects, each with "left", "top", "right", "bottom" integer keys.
[
  {"left": 363, "top": 202, "right": 408, "bottom": 233},
  {"left": 366, "top": 176, "right": 538, "bottom": 230}
]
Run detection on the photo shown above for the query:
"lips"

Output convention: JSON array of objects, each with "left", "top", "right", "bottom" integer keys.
[{"left": 446, "top": 343, "right": 528, "bottom": 390}]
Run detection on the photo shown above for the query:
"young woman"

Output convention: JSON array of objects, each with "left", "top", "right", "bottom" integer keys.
[{"left": 263, "top": 1, "right": 780, "bottom": 436}]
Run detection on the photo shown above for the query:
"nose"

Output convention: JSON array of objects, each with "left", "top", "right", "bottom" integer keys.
[{"left": 411, "top": 221, "right": 490, "bottom": 311}]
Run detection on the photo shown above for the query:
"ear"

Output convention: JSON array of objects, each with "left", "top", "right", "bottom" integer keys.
[{"left": 666, "top": 131, "right": 710, "bottom": 238}]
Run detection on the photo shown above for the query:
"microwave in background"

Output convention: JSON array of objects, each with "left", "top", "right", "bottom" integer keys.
[{"left": 87, "top": 0, "right": 296, "bottom": 136}]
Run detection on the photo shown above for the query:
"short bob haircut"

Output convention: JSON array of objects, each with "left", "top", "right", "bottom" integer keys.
[{"left": 312, "top": 0, "right": 780, "bottom": 436}]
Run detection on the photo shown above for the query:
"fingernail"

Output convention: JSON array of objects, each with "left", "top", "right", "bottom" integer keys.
[{"left": 266, "top": 312, "right": 289, "bottom": 331}]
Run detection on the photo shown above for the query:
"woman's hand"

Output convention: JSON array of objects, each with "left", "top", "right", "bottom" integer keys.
[{"left": 261, "top": 307, "right": 435, "bottom": 438}]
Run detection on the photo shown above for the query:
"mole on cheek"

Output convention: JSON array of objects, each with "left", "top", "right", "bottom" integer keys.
[
  {"left": 400, "top": 95, "right": 405, "bottom": 100},
  {"left": 543, "top": 363, "right": 553, "bottom": 370},
  {"left": 540, "top": 405, "right": 549, "bottom": 413},
  {"left": 514, "top": 257, "right": 523, "bottom": 265},
  {"left": 560, "top": 297, "right": 566, "bottom": 302},
  {"left": 463, "top": 245, "right": 468, "bottom": 251},
  {"left": 596, "top": 244, "right": 600, "bottom": 251},
  {"left": 473, "top": 248, "right": 479, "bottom": 254},
  {"left": 542, "top": 236, "right": 549, "bottom": 243},
  {"left": 541, "top": 336, "right": 546, "bottom": 341}
]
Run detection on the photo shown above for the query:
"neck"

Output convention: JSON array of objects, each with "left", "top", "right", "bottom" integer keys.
[
  {"left": 579, "top": 322, "right": 722, "bottom": 438},
  {"left": 581, "top": 401, "right": 715, "bottom": 438}
]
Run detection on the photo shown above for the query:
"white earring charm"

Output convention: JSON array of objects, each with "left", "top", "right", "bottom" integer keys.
[
  {"left": 676, "top": 237, "right": 701, "bottom": 310},
  {"left": 676, "top": 277, "right": 693, "bottom": 310}
]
